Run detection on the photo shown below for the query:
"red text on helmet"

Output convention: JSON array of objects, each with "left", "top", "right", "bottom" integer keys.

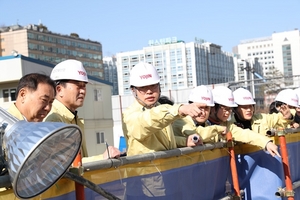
[
  {"left": 202, "top": 97, "right": 211, "bottom": 101},
  {"left": 243, "top": 97, "right": 252, "bottom": 100},
  {"left": 292, "top": 98, "right": 298, "bottom": 103},
  {"left": 140, "top": 74, "right": 152, "bottom": 79},
  {"left": 78, "top": 70, "right": 86, "bottom": 76},
  {"left": 229, "top": 98, "right": 234, "bottom": 102}
]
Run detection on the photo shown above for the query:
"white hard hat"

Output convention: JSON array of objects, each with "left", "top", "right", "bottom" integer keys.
[
  {"left": 51, "top": 59, "right": 88, "bottom": 82},
  {"left": 212, "top": 86, "right": 237, "bottom": 107},
  {"left": 275, "top": 89, "right": 299, "bottom": 107},
  {"left": 130, "top": 62, "right": 160, "bottom": 87},
  {"left": 233, "top": 88, "right": 256, "bottom": 105},
  {"left": 188, "top": 85, "right": 214, "bottom": 106},
  {"left": 294, "top": 87, "right": 300, "bottom": 105}
]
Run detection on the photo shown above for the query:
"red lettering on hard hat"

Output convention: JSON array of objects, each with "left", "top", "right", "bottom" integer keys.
[
  {"left": 229, "top": 98, "right": 234, "bottom": 102},
  {"left": 78, "top": 71, "right": 86, "bottom": 76},
  {"left": 243, "top": 97, "right": 252, "bottom": 100},
  {"left": 140, "top": 74, "right": 152, "bottom": 79},
  {"left": 202, "top": 97, "right": 210, "bottom": 101},
  {"left": 292, "top": 98, "right": 298, "bottom": 102}
]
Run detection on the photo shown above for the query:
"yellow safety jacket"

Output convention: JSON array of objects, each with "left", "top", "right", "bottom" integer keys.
[
  {"left": 172, "top": 116, "right": 225, "bottom": 143},
  {"left": 229, "top": 112, "right": 293, "bottom": 136},
  {"left": 220, "top": 121, "right": 271, "bottom": 148},
  {"left": 173, "top": 115, "right": 272, "bottom": 149},
  {"left": 44, "top": 99, "right": 88, "bottom": 157},
  {"left": 7, "top": 103, "right": 26, "bottom": 120},
  {"left": 122, "top": 101, "right": 183, "bottom": 156}
]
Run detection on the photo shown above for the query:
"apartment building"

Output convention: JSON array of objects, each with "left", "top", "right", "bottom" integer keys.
[
  {"left": 235, "top": 29, "right": 300, "bottom": 85},
  {"left": 116, "top": 37, "right": 235, "bottom": 95},
  {"left": 0, "top": 23, "right": 104, "bottom": 79}
]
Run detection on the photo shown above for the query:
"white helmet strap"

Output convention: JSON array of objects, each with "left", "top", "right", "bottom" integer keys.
[{"left": 132, "top": 87, "right": 161, "bottom": 109}]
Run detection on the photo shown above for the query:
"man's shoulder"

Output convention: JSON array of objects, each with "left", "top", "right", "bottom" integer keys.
[
  {"left": 124, "top": 101, "right": 142, "bottom": 114},
  {"left": 44, "top": 112, "right": 64, "bottom": 122}
]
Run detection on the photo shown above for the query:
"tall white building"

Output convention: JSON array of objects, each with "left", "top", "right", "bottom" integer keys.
[
  {"left": 235, "top": 29, "right": 300, "bottom": 83},
  {"left": 103, "top": 56, "right": 118, "bottom": 95},
  {"left": 116, "top": 37, "right": 234, "bottom": 95}
]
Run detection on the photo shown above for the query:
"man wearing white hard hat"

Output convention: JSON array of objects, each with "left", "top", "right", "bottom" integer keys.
[
  {"left": 122, "top": 62, "right": 205, "bottom": 156},
  {"left": 230, "top": 88, "right": 296, "bottom": 135},
  {"left": 172, "top": 85, "right": 227, "bottom": 144},
  {"left": 44, "top": 59, "right": 120, "bottom": 159},
  {"left": 208, "top": 86, "right": 281, "bottom": 157}
]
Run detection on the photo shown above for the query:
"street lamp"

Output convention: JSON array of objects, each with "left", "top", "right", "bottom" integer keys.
[{"left": 0, "top": 107, "right": 82, "bottom": 199}]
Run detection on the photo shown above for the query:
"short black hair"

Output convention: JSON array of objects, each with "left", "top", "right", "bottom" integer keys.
[
  {"left": 269, "top": 101, "right": 279, "bottom": 114},
  {"left": 158, "top": 96, "right": 174, "bottom": 105},
  {"left": 16, "top": 73, "right": 56, "bottom": 99}
]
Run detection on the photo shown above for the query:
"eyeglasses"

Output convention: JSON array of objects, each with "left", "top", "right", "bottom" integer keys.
[
  {"left": 219, "top": 105, "right": 232, "bottom": 113},
  {"left": 135, "top": 84, "right": 159, "bottom": 94}
]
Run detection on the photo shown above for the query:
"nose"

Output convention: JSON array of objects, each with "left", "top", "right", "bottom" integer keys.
[
  {"left": 79, "top": 88, "right": 86, "bottom": 95},
  {"left": 145, "top": 89, "right": 153, "bottom": 94},
  {"left": 44, "top": 104, "right": 52, "bottom": 111}
]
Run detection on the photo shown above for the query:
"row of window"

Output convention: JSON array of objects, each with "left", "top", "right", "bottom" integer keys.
[
  {"left": 28, "top": 43, "right": 102, "bottom": 60},
  {"left": 247, "top": 44, "right": 273, "bottom": 49},
  {"left": 248, "top": 51, "right": 274, "bottom": 56},
  {"left": 27, "top": 32, "right": 101, "bottom": 51},
  {"left": 28, "top": 53, "right": 103, "bottom": 69},
  {"left": 2, "top": 88, "right": 16, "bottom": 102}
]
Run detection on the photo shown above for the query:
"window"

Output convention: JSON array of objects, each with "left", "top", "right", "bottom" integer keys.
[
  {"left": 2, "top": 88, "right": 16, "bottom": 102},
  {"left": 94, "top": 89, "right": 102, "bottom": 101},
  {"left": 3, "top": 89, "right": 9, "bottom": 102},
  {"left": 10, "top": 89, "right": 16, "bottom": 101},
  {"left": 96, "top": 132, "right": 105, "bottom": 144}
]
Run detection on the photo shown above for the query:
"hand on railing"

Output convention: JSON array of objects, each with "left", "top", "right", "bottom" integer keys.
[{"left": 186, "top": 134, "right": 203, "bottom": 147}]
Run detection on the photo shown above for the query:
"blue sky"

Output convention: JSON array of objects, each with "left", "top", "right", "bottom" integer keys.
[{"left": 1, "top": 1, "right": 299, "bottom": 56}]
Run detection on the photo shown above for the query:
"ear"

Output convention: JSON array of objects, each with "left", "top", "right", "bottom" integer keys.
[
  {"left": 131, "top": 87, "right": 137, "bottom": 98},
  {"left": 18, "top": 88, "right": 27, "bottom": 103},
  {"left": 56, "top": 85, "right": 64, "bottom": 97}
]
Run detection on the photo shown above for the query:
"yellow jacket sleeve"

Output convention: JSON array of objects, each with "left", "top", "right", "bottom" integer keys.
[
  {"left": 172, "top": 116, "right": 225, "bottom": 143},
  {"left": 122, "top": 101, "right": 181, "bottom": 156},
  {"left": 225, "top": 121, "right": 271, "bottom": 149}
]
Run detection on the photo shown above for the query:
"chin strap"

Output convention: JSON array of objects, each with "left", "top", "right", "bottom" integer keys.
[{"left": 132, "top": 87, "right": 160, "bottom": 110}]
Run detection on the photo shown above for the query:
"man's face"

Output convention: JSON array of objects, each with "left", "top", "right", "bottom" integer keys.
[
  {"left": 194, "top": 106, "right": 211, "bottom": 123},
  {"left": 236, "top": 105, "right": 254, "bottom": 120},
  {"left": 215, "top": 105, "right": 232, "bottom": 122},
  {"left": 23, "top": 83, "right": 55, "bottom": 122},
  {"left": 133, "top": 83, "right": 160, "bottom": 106},
  {"left": 57, "top": 80, "right": 87, "bottom": 112}
]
